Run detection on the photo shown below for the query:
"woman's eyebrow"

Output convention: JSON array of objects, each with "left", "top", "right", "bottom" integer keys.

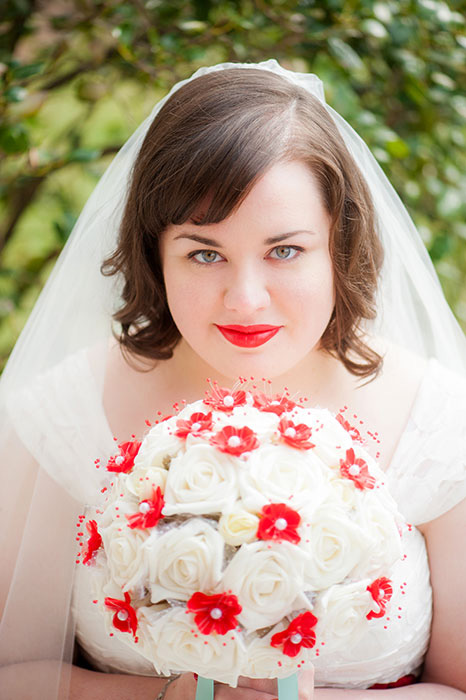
[
  {"left": 173, "top": 233, "right": 224, "bottom": 247},
  {"left": 173, "top": 230, "right": 316, "bottom": 247},
  {"left": 264, "top": 230, "right": 317, "bottom": 244}
]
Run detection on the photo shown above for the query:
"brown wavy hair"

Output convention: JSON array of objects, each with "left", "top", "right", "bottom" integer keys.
[{"left": 101, "top": 68, "right": 384, "bottom": 379}]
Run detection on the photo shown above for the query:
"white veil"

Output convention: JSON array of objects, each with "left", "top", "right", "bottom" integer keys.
[{"left": 1, "top": 59, "right": 465, "bottom": 700}]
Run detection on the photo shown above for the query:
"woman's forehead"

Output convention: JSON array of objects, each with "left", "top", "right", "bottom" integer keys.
[{"left": 162, "top": 161, "right": 330, "bottom": 246}]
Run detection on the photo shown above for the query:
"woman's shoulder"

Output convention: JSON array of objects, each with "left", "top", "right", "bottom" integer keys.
[{"left": 371, "top": 336, "right": 428, "bottom": 385}]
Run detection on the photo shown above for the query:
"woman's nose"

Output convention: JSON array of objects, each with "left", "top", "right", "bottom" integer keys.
[{"left": 223, "top": 265, "right": 271, "bottom": 315}]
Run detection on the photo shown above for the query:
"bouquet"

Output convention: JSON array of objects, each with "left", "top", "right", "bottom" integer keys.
[{"left": 78, "top": 384, "right": 405, "bottom": 689}]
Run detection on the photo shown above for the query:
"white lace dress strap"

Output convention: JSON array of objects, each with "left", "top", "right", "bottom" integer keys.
[{"left": 386, "top": 358, "right": 466, "bottom": 525}]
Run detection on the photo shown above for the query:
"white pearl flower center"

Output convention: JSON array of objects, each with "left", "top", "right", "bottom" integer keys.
[
  {"left": 191, "top": 422, "right": 201, "bottom": 431},
  {"left": 210, "top": 607, "right": 223, "bottom": 619},
  {"left": 290, "top": 633, "right": 302, "bottom": 644},
  {"left": 117, "top": 610, "right": 129, "bottom": 621},
  {"left": 275, "top": 517, "right": 288, "bottom": 531},
  {"left": 227, "top": 436, "right": 241, "bottom": 448},
  {"left": 284, "top": 427, "right": 297, "bottom": 438},
  {"left": 115, "top": 456, "right": 125, "bottom": 466},
  {"left": 139, "top": 502, "right": 151, "bottom": 513},
  {"left": 348, "top": 464, "right": 361, "bottom": 476},
  {"left": 223, "top": 395, "right": 234, "bottom": 407}
]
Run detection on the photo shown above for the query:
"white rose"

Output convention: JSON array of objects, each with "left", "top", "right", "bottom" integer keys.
[
  {"left": 134, "top": 422, "right": 183, "bottom": 470},
  {"left": 299, "top": 504, "right": 372, "bottom": 590},
  {"left": 294, "top": 408, "right": 353, "bottom": 468},
  {"left": 96, "top": 579, "right": 170, "bottom": 659},
  {"left": 359, "top": 449, "right": 386, "bottom": 483},
  {"left": 174, "top": 399, "right": 211, "bottom": 420},
  {"left": 144, "top": 607, "right": 246, "bottom": 686},
  {"left": 163, "top": 443, "right": 240, "bottom": 515},
  {"left": 126, "top": 466, "right": 168, "bottom": 500},
  {"left": 95, "top": 576, "right": 133, "bottom": 638},
  {"left": 351, "top": 493, "right": 402, "bottom": 578},
  {"left": 313, "top": 580, "right": 373, "bottom": 652},
  {"left": 218, "top": 506, "right": 260, "bottom": 545},
  {"left": 146, "top": 519, "right": 224, "bottom": 602},
  {"left": 242, "top": 625, "right": 314, "bottom": 679},
  {"left": 97, "top": 477, "right": 139, "bottom": 528},
  {"left": 133, "top": 604, "right": 174, "bottom": 668},
  {"left": 214, "top": 405, "right": 279, "bottom": 439},
  {"left": 239, "top": 444, "right": 327, "bottom": 513},
  {"left": 101, "top": 517, "right": 149, "bottom": 591},
  {"left": 220, "top": 541, "right": 311, "bottom": 630},
  {"left": 326, "top": 475, "right": 357, "bottom": 510},
  {"left": 84, "top": 557, "right": 116, "bottom": 632}
]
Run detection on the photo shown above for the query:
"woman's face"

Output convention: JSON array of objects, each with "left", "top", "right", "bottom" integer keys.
[{"left": 160, "top": 160, "right": 335, "bottom": 382}]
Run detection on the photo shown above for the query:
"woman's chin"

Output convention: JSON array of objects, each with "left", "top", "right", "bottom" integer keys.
[{"left": 200, "top": 352, "right": 304, "bottom": 387}]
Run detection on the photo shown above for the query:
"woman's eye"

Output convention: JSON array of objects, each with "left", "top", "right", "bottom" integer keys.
[
  {"left": 190, "top": 250, "right": 222, "bottom": 264},
  {"left": 270, "top": 245, "right": 301, "bottom": 260}
]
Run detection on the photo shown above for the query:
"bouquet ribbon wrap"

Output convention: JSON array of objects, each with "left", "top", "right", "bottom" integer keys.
[{"left": 195, "top": 674, "right": 297, "bottom": 700}]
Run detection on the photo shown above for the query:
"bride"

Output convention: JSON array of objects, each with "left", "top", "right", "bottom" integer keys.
[{"left": 1, "top": 60, "right": 465, "bottom": 700}]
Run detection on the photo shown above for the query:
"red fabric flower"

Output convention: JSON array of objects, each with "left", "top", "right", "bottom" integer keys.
[
  {"left": 126, "top": 486, "right": 165, "bottom": 529},
  {"left": 104, "top": 591, "right": 138, "bottom": 637},
  {"left": 82, "top": 519, "right": 102, "bottom": 565},
  {"left": 278, "top": 418, "right": 315, "bottom": 450},
  {"left": 370, "top": 675, "right": 416, "bottom": 689},
  {"left": 209, "top": 425, "right": 259, "bottom": 456},
  {"left": 187, "top": 592, "right": 242, "bottom": 635},
  {"left": 257, "top": 503, "right": 301, "bottom": 544},
  {"left": 253, "top": 391, "right": 297, "bottom": 416},
  {"left": 336, "top": 414, "right": 362, "bottom": 442},
  {"left": 106, "top": 440, "right": 141, "bottom": 473},
  {"left": 367, "top": 577, "right": 393, "bottom": 620},
  {"left": 203, "top": 386, "right": 247, "bottom": 412},
  {"left": 340, "top": 448, "right": 375, "bottom": 490},
  {"left": 175, "top": 412, "right": 213, "bottom": 438},
  {"left": 270, "top": 611, "right": 318, "bottom": 657}
]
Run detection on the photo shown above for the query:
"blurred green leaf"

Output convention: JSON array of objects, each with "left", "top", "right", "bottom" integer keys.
[
  {"left": 112, "top": 22, "right": 135, "bottom": 45},
  {"left": 3, "top": 85, "right": 28, "bottom": 102},
  {"left": 429, "top": 233, "right": 453, "bottom": 261},
  {"left": 160, "top": 34, "right": 181, "bottom": 51},
  {"left": 328, "top": 38, "right": 365, "bottom": 72},
  {"left": 10, "top": 61, "right": 45, "bottom": 80},
  {"left": 437, "top": 189, "right": 465, "bottom": 219},
  {"left": 361, "top": 19, "right": 388, "bottom": 39},
  {"left": 193, "top": 0, "right": 213, "bottom": 22},
  {"left": 53, "top": 211, "right": 78, "bottom": 244},
  {"left": 178, "top": 20, "right": 208, "bottom": 35},
  {"left": 65, "top": 148, "right": 102, "bottom": 163},
  {"left": 0, "top": 123, "right": 29, "bottom": 153},
  {"left": 386, "top": 138, "right": 410, "bottom": 159}
]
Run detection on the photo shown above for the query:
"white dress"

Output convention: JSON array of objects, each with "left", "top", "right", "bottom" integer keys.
[{"left": 7, "top": 349, "right": 466, "bottom": 689}]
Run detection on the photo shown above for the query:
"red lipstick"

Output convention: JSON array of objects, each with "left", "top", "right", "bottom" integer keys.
[{"left": 215, "top": 324, "right": 281, "bottom": 348}]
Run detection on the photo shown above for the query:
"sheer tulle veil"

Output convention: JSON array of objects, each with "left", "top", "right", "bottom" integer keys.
[{"left": 1, "top": 59, "right": 465, "bottom": 700}]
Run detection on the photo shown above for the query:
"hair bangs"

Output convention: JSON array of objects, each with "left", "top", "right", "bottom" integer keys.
[{"left": 158, "top": 109, "right": 292, "bottom": 229}]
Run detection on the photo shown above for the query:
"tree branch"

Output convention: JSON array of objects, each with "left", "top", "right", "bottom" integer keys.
[{"left": 0, "top": 176, "right": 45, "bottom": 253}]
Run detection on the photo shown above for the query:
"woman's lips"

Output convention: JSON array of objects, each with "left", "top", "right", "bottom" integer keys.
[{"left": 215, "top": 324, "right": 281, "bottom": 348}]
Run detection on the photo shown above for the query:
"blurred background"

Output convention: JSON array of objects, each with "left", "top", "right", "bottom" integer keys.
[{"left": 1, "top": 0, "right": 465, "bottom": 372}]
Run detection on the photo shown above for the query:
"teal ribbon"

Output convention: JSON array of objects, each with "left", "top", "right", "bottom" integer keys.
[
  {"left": 278, "top": 674, "right": 299, "bottom": 700},
  {"left": 195, "top": 676, "right": 214, "bottom": 700},
  {"left": 195, "top": 673, "right": 298, "bottom": 700}
]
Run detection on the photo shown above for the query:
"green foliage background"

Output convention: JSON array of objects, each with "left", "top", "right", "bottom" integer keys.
[{"left": 1, "top": 0, "right": 465, "bottom": 371}]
